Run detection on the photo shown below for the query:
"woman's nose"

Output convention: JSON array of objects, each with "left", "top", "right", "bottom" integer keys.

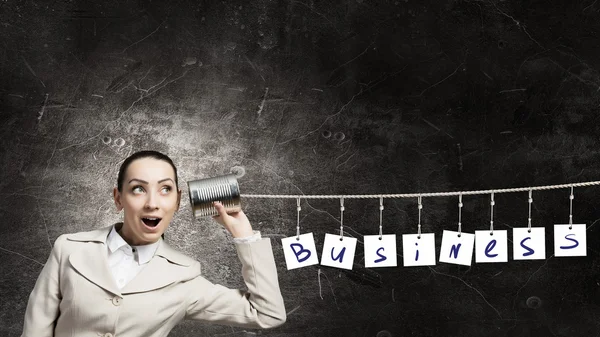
[{"left": 144, "top": 192, "right": 159, "bottom": 209}]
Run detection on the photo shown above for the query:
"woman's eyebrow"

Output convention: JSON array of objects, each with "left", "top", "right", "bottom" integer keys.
[{"left": 128, "top": 178, "right": 174, "bottom": 184}]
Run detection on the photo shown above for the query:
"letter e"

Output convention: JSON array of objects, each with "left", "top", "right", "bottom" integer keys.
[{"left": 485, "top": 239, "right": 498, "bottom": 258}]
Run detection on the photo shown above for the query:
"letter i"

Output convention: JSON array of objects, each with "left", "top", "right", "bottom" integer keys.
[{"left": 415, "top": 242, "right": 419, "bottom": 261}]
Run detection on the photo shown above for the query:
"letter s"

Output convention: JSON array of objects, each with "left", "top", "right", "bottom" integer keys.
[
  {"left": 560, "top": 234, "right": 579, "bottom": 250},
  {"left": 520, "top": 237, "right": 535, "bottom": 257},
  {"left": 375, "top": 247, "right": 387, "bottom": 263}
]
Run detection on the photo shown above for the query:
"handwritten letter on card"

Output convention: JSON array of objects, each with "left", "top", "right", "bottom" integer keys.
[
  {"left": 281, "top": 233, "right": 320, "bottom": 270},
  {"left": 364, "top": 234, "right": 397, "bottom": 268},
  {"left": 402, "top": 233, "right": 436, "bottom": 267},
  {"left": 321, "top": 233, "right": 357, "bottom": 270},
  {"left": 513, "top": 227, "right": 546, "bottom": 260},
  {"left": 475, "top": 230, "right": 508, "bottom": 263},
  {"left": 554, "top": 224, "right": 587, "bottom": 257},
  {"left": 439, "top": 230, "right": 475, "bottom": 266}
]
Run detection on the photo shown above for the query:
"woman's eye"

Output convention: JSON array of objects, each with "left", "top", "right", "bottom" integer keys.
[
  {"left": 132, "top": 186, "right": 144, "bottom": 194},
  {"left": 161, "top": 186, "right": 172, "bottom": 194}
]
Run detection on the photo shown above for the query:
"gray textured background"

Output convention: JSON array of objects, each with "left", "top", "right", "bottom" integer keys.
[{"left": 1, "top": 0, "right": 600, "bottom": 336}]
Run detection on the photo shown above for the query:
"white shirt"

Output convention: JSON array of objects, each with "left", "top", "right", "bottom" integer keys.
[
  {"left": 106, "top": 227, "right": 159, "bottom": 289},
  {"left": 106, "top": 226, "right": 261, "bottom": 289}
]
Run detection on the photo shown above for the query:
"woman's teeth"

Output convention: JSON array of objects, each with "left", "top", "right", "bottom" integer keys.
[{"left": 142, "top": 218, "right": 161, "bottom": 227}]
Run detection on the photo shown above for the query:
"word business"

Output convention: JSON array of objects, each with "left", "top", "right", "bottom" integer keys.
[{"left": 280, "top": 224, "right": 586, "bottom": 270}]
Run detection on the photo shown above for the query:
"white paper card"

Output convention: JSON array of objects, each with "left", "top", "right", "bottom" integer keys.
[
  {"left": 402, "top": 233, "right": 436, "bottom": 267},
  {"left": 513, "top": 227, "right": 546, "bottom": 260},
  {"left": 439, "top": 230, "right": 475, "bottom": 266},
  {"left": 320, "top": 233, "right": 357, "bottom": 270},
  {"left": 554, "top": 224, "right": 587, "bottom": 257},
  {"left": 281, "top": 233, "right": 320, "bottom": 270},
  {"left": 475, "top": 230, "right": 508, "bottom": 263},
  {"left": 364, "top": 234, "right": 397, "bottom": 268}
]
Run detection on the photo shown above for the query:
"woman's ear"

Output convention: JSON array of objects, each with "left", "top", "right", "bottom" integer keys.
[
  {"left": 176, "top": 189, "right": 182, "bottom": 211},
  {"left": 113, "top": 187, "right": 123, "bottom": 212}
]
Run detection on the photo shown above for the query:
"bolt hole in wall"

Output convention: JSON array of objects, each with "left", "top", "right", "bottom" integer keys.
[
  {"left": 377, "top": 330, "right": 393, "bottom": 337},
  {"left": 526, "top": 296, "right": 542, "bottom": 309},
  {"left": 334, "top": 132, "right": 345, "bottom": 141},
  {"left": 230, "top": 166, "right": 246, "bottom": 178}
]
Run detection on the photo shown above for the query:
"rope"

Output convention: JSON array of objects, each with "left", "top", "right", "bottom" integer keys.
[{"left": 240, "top": 181, "right": 600, "bottom": 199}]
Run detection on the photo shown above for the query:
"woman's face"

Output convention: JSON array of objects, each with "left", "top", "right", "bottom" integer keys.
[{"left": 113, "top": 157, "right": 181, "bottom": 245}]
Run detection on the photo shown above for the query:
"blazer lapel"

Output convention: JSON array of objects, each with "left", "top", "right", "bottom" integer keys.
[
  {"left": 120, "top": 257, "right": 174, "bottom": 294},
  {"left": 67, "top": 226, "right": 121, "bottom": 296},
  {"left": 121, "top": 240, "right": 199, "bottom": 295}
]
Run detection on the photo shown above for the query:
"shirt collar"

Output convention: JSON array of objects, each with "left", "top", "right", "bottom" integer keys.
[
  {"left": 107, "top": 225, "right": 160, "bottom": 265},
  {"left": 135, "top": 241, "right": 160, "bottom": 264}
]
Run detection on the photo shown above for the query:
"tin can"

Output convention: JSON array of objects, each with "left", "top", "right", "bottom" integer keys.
[{"left": 187, "top": 174, "right": 241, "bottom": 217}]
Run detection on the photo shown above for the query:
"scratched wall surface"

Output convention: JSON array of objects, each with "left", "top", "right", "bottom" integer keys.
[{"left": 1, "top": 0, "right": 600, "bottom": 336}]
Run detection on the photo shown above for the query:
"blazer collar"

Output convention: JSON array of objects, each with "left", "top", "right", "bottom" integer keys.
[
  {"left": 66, "top": 224, "right": 199, "bottom": 296},
  {"left": 66, "top": 225, "right": 119, "bottom": 296},
  {"left": 122, "top": 237, "right": 199, "bottom": 294}
]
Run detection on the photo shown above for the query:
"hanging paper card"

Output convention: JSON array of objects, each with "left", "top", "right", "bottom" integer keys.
[
  {"left": 475, "top": 230, "right": 508, "bottom": 263},
  {"left": 554, "top": 224, "right": 587, "bottom": 257},
  {"left": 321, "top": 233, "right": 357, "bottom": 270},
  {"left": 281, "top": 233, "right": 320, "bottom": 270},
  {"left": 364, "top": 234, "right": 397, "bottom": 268},
  {"left": 439, "top": 230, "right": 475, "bottom": 266},
  {"left": 402, "top": 233, "right": 436, "bottom": 267},
  {"left": 513, "top": 227, "right": 546, "bottom": 260}
]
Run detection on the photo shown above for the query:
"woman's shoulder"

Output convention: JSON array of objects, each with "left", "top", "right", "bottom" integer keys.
[
  {"left": 62, "top": 225, "right": 113, "bottom": 243},
  {"left": 50, "top": 225, "right": 112, "bottom": 249}
]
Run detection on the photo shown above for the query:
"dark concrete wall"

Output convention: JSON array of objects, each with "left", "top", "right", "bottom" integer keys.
[{"left": 1, "top": 0, "right": 599, "bottom": 336}]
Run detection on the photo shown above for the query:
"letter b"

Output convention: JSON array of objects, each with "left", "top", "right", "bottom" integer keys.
[{"left": 290, "top": 243, "right": 311, "bottom": 263}]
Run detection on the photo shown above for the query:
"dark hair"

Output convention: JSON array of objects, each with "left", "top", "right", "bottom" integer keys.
[{"left": 117, "top": 150, "right": 179, "bottom": 192}]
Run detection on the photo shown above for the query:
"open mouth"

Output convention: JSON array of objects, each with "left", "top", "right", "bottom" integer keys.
[{"left": 141, "top": 217, "right": 162, "bottom": 228}]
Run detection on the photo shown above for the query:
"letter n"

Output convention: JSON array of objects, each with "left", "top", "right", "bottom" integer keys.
[{"left": 449, "top": 243, "right": 462, "bottom": 259}]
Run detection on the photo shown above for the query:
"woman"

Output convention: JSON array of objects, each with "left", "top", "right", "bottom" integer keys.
[{"left": 21, "top": 150, "right": 286, "bottom": 337}]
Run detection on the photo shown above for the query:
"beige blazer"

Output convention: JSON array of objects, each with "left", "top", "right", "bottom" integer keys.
[{"left": 21, "top": 225, "right": 286, "bottom": 337}]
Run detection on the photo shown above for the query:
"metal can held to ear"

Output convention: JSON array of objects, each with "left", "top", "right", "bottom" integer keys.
[{"left": 187, "top": 174, "right": 241, "bottom": 218}]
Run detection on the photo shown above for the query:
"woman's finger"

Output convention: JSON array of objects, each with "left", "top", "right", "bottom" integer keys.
[
  {"left": 211, "top": 202, "right": 253, "bottom": 238},
  {"left": 213, "top": 201, "right": 224, "bottom": 214},
  {"left": 212, "top": 201, "right": 229, "bottom": 221}
]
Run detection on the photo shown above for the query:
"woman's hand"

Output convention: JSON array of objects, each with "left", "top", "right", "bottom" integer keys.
[{"left": 212, "top": 201, "right": 254, "bottom": 238}]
